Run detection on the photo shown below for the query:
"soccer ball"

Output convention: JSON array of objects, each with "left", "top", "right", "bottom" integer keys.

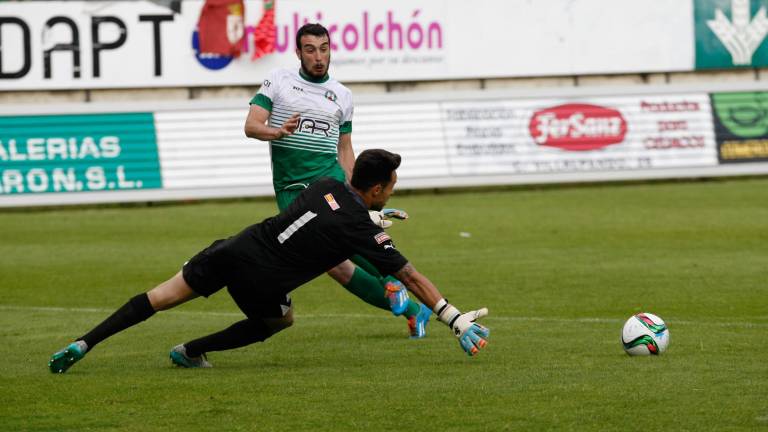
[{"left": 621, "top": 313, "right": 670, "bottom": 356}]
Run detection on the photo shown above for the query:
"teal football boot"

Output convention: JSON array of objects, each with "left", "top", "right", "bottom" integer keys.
[
  {"left": 384, "top": 280, "right": 409, "bottom": 316},
  {"left": 170, "top": 344, "right": 212, "bottom": 368},
  {"left": 408, "top": 303, "right": 432, "bottom": 339},
  {"left": 49, "top": 341, "right": 88, "bottom": 373}
]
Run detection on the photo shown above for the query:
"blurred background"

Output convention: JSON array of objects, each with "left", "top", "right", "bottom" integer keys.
[{"left": 1, "top": 0, "right": 767, "bottom": 207}]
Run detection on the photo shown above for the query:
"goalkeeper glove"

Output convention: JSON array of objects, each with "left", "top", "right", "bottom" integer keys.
[
  {"left": 369, "top": 208, "right": 409, "bottom": 229},
  {"left": 434, "top": 299, "right": 490, "bottom": 356}
]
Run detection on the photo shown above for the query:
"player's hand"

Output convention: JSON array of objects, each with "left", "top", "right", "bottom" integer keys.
[
  {"left": 369, "top": 211, "right": 392, "bottom": 228},
  {"left": 452, "top": 308, "right": 490, "bottom": 356},
  {"left": 278, "top": 113, "right": 300, "bottom": 137},
  {"left": 369, "top": 208, "right": 408, "bottom": 229}
]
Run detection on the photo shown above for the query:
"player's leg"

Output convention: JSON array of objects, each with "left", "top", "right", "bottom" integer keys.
[
  {"left": 48, "top": 271, "right": 198, "bottom": 373},
  {"left": 347, "top": 255, "right": 422, "bottom": 318},
  {"left": 147, "top": 271, "right": 201, "bottom": 310},
  {"left": 275, "top": 185, "right": 307, "bottom": 211},
  {"left": 171, "top": 287, "right": 294, "bottom": 368},
  {"left": 328, "top": 260, "right": 391, "bottom": 310},
  {"left": 328, "top": 257, "right": 431, "bottom": 338}
]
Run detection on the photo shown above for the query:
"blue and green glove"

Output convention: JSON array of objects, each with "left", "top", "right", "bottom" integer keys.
[{"left": 434, "top": 299, "right": 490, "bottom": 356}]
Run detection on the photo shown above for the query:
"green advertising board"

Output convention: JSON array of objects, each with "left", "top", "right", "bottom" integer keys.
[
  {"left": 0, "top": 113, "right": 162, "bottom": 194},
  {"left": 711, "top": 91, "right": 768, "bottom": 162},
  {"left": 695, "top": 0, "right": 768, "bottom": 69}
]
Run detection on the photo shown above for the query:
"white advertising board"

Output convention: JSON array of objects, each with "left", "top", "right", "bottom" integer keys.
[
  {"left": 0, "top": 0, "right": 694, "bottom": 90},
  {"left": 441, "top": 94, "right": 717, "bottom": 177},
  {"left": 5, "top": 85, "right": 768, "bottom": 208}
]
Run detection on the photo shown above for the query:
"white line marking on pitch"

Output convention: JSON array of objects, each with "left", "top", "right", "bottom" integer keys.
[{"left": 1, "top": 304, "right": 766, "bottom": 328}]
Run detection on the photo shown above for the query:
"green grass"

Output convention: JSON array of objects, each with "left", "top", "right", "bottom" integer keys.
[{"left": 1, "top": 178, "right": 767, "bottom": 431}]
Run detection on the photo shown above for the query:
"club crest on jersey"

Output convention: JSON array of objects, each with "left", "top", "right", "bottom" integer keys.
[
  {"left": 374, "top": 232, "right": 391, "bottom": 244},
  {"left": 324, "top": 90, "right": 337, "bottom": 101},
  {"left": 324, "top": 193, "right": 340, "bottom": 210}
]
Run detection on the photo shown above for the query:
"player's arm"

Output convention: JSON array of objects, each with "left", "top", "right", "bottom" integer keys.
[
  {"left": 392, "top": 262, "right": 441, "bottom": 308},
  {"left": 394, "top": 262, "right": 490, "bottom": 356},
  {"left": 337, "top": 132, "right": 355, "bottom": 180},
  {"left": 338, "top": 93, "right": 355, "bottom": 180},
  {"left": 244, "top": 104, "right": 299, "bottom": 141}
]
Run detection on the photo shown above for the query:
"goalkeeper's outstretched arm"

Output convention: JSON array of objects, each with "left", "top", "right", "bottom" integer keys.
[
  {"left": 394, "top": 263, "right": 490, "bottom": 356},
  {"left": 392, "top": 263, "right": 441, "bottom": 308}
]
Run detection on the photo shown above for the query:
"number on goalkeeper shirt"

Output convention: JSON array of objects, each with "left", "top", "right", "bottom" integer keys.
[{"left": 277, "top": 211, "right": 317, "bottom": 244}]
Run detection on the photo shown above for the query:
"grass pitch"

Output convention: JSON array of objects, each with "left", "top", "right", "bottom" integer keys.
[{"left": 1, "top": 178, "right": 767, "bottom": 431}]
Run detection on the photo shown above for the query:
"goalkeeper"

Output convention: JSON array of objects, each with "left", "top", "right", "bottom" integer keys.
[
  {"left": 49, "top": 150, "right": 489, "bottom": 373},
  {"left": 244, "top": 23, "right": 429, "bottom": 338}
]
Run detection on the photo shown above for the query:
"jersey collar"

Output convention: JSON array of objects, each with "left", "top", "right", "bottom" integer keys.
[
  {"left": 298, "top": 68, "right": 330, "bottom": 84},
  {"left": 344, "top": 182, "right": 367, "bottom": 209}
]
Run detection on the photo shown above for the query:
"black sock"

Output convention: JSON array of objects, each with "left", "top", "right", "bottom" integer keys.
[
  {"left": 184, "top": 319, "right": 272, "bottom": 357},
  {"left": 78, "top": 293, "right": 156, "bottom": 349}
]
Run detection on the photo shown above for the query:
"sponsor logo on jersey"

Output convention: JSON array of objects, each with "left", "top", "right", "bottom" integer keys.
[
  {"left": 375, "top": 232, "right": 391, "bottom": 244},
  {"left": 299, "top": 118, "right": 332, "bottom": 137},
  {"left": 324, "top": 193, "right": 340, "bottom": 210},
  {"left": 529, "top": 104, "right": 627, "bottom": 151}
]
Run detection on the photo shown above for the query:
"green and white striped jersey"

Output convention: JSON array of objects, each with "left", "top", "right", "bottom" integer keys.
[{"left": 250, "top": 68, "right": 353, "bottom": 192}]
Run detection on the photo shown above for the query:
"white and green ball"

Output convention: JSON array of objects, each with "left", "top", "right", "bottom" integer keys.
[{"left": 621, "top": 313, "right": 670, "bottom": 356}]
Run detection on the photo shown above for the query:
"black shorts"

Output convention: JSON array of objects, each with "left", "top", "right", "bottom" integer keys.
[{"left": 182, "top": 239, "right": 291, "bottom": 319}]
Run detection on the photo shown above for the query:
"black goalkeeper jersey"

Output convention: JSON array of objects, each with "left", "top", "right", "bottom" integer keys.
[{"left": 217, "top": 177, "right": 408, "bottom": 296}]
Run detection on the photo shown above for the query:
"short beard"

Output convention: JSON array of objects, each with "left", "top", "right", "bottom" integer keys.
[{"left": 300, "top": 58, "right": 327, "bottom": 79}]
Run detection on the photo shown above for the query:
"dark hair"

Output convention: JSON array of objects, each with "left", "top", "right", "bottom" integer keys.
[
  {"left": 296, "top": 23, "right": 330, "bottom": 49},
  {"left": 351, "top": 149, "right": 401, "bottom": 191}
]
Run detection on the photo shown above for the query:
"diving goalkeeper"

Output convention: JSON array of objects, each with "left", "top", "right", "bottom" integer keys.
[{"left": 49, "top": 149, "right": 489, "bottom": 373}]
